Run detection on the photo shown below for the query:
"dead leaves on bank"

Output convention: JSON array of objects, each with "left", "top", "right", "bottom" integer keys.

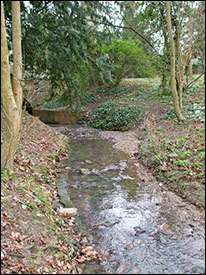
[
  {"left": 76, "top": 245, "right": 99, "bottom": 263},
  {"left": 1, "top": 113, "right": 99, "bottom": 274},
  {"left": 1, "top": 178, "right": 100, "bottom": 274}
]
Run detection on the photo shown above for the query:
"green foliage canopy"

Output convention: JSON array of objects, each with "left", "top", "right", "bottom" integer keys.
[{"left": 3, "top": 1, "right": 121, "bottom": 109}]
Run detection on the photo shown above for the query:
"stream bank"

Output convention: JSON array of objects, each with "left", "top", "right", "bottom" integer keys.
[{"left": 1, "top": 113, "right": 98, "bottom": 274}]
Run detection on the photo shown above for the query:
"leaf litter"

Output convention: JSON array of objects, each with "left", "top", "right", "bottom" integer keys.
[{"left": 1, "top": 112, "right": 99, "bottom": 274}]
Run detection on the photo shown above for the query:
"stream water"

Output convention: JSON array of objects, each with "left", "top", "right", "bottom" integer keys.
[{"left": 53, "top": 124, "right": 205, "bottom": 274}]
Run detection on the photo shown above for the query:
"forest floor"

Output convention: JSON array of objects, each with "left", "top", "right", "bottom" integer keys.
[
  {"left": 1, "top": 75, "right": 205, "bottom": 274},
  {"left": 1, "top": 112, "right": 99, "bottom": 274}
]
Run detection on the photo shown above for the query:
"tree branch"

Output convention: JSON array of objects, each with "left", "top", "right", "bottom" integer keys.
[
  {"left": 122, "top": 15, "right": 160, "bottom": 55},
  {"left": 184, "top": 73, "right": 204, "bottom": 90}
]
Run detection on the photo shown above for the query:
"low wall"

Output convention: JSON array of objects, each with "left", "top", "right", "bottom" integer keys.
[{"left": 32, "top": 108, "right": 84, "bottom": 124}]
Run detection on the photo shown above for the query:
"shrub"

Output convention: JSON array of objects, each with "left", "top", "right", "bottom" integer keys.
[
  {"left": 101, "top": 38, "right": 154, "bottom": 85},
  {"left": 81, "top": 92, "right": 97, "bottom": 105},
  {"left": 89, "top": 101, "right": 146, "bottom": 131}
]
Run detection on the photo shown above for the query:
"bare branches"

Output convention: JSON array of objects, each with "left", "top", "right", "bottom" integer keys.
[
  {"left": 184, "top": 73, "right": 204, "bottom": 90},
  {"left": 122, "top": 15, "right": 160, "bottom": 55}
]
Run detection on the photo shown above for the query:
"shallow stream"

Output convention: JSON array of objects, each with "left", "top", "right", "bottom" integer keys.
[{"left": 53, "top": 124, "right": 205, "bottom": 274}]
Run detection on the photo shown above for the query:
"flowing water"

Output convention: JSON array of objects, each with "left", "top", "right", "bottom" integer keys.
[{"left": 53, "top": 124, "right": 205, "bottom": 274}]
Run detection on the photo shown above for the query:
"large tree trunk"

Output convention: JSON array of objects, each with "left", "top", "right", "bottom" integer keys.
[
  {"left": 12, "top": 1, "right": 23, "bottom": 109},
  {"left": 166, "top": 1, "right": 186, "bottom": 121},
  {"left": 1, "top": 1, "right": 22, "bottom": 174},
  {"left": 202, "top": 1, "right": 205, "bottom": 84},
  {"left": 159, "top": 6, "right": 170, "bottom": 95}
]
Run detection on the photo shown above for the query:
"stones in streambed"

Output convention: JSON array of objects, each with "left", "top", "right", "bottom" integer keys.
[
  {"left": 160, "top": 223, "right": 170, "bottom": 230},
  {"left": 56, "top": 166, "right": 71, "bottom": 173},
  {"left": 80, "top": 168, "right": 91, "bottom": 175},
  {"left": 55, "top": 178, "right": 73, "bottom": 208},
  {"left": 58, "top": 207, "right": 77, "bottom": 216}
]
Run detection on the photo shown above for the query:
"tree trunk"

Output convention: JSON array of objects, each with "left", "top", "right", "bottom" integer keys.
[
  {"left": 12, "top": 1, "right": 23, "bottom": 109},
  {"left": 166, "top": 1, "right": 186, "bottom": 121},
  {"left": 188, "top": 58, "right": 193, "bottom": 80},
  {"left": 1, "top": 1, "right": 22, "bottom": 174},
  {"left": 159, "top": 8, "right": 170, "bottom": 95},
  {"left": 187, "top": 15, "right": 193, "bottom": 80},
  {"left": 176, "top": 35, "right": 185, "bottom": 109},
  {"left": 202, "top": 1, "right": 205, "bottom": 84}
]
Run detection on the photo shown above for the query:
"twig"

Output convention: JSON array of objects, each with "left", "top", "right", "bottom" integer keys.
[
  {"left": 24, "top": 116, "right": 40, "bottom": 138},
  {"left": 41, "top": 243, "right": 60, "bottom": 251},
  {"left": 122, "top": 15, "right": 160, "bottom": 55},
  {"left": 7, "top": 252, "right": 25, "bottom": 258},
  {"left": 184, "top": 73, "right": 204, "bottom": 90}
]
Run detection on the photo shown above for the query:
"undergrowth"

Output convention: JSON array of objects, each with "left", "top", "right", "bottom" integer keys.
[
  {"left": 160, "top": 104, "right": 205, "bottom": 122},
  {"left": 98, "top": 85, "right": 131, "bottom": 95},
  {"left": 89, "top": 101, "right": 146, "bottom": 130}
]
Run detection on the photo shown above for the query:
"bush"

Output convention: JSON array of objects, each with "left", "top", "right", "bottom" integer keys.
[
  {"left": 101, "top": 38, "right": 154, "bottom": 84},
  {"left": 89, "top": 101, "right": 146, "bottom": 131},
  {"left": 81, "top": 91, "right": 97, "bottom": 105}
]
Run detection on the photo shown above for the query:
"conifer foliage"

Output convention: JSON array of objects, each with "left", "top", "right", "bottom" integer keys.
[{"left": 19, "top": 1, "right": 118, "bottom": 109}]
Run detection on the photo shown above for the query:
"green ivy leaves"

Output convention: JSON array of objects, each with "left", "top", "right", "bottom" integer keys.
[{"left": 89, "top": 101, "right": 146, "bottom": 130}]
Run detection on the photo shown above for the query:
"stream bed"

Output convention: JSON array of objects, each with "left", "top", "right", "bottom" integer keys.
[{"left": 53, "top": 124, "right": 205, "bottom": 274}]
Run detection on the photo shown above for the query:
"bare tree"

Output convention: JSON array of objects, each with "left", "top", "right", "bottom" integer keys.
[
  {"left": 166, "top": 1, "right": 186, "bottom": 121},
  {"left": 1, "top": 1, "right": 23, "bottom": 174}
]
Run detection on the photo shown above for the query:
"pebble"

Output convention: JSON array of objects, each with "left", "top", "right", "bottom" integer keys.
[
  {"left": 125, "top": 242, "right": 134, "bottom": 249},
  {"left": 80, "top": 168, "right": 90, "bottom": 175},
  {"left": 115, "top": 263, "right": 125, "bottom": 274},
  {"left": 160, "top": 223, "right": 170, "bottom": 230},
  {"left": 58, "top": 208, "right": 77, "bottom": 216}
]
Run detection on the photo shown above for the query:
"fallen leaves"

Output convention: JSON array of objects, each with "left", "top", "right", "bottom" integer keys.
[
  {"left": 10, "top": 232, "right": 29, "bottom": 242},
  {"left": 1, "top": 112, "right": 97, "bottom": 274},
  {"left": 125, "top": 242, "right": 134, "bottom": 249},
  {"left": 160, "top": 223, "right": 170, "bottom": 230},
  {"left": 76, "top": 244, "right": 99, "bottom": 263}
]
